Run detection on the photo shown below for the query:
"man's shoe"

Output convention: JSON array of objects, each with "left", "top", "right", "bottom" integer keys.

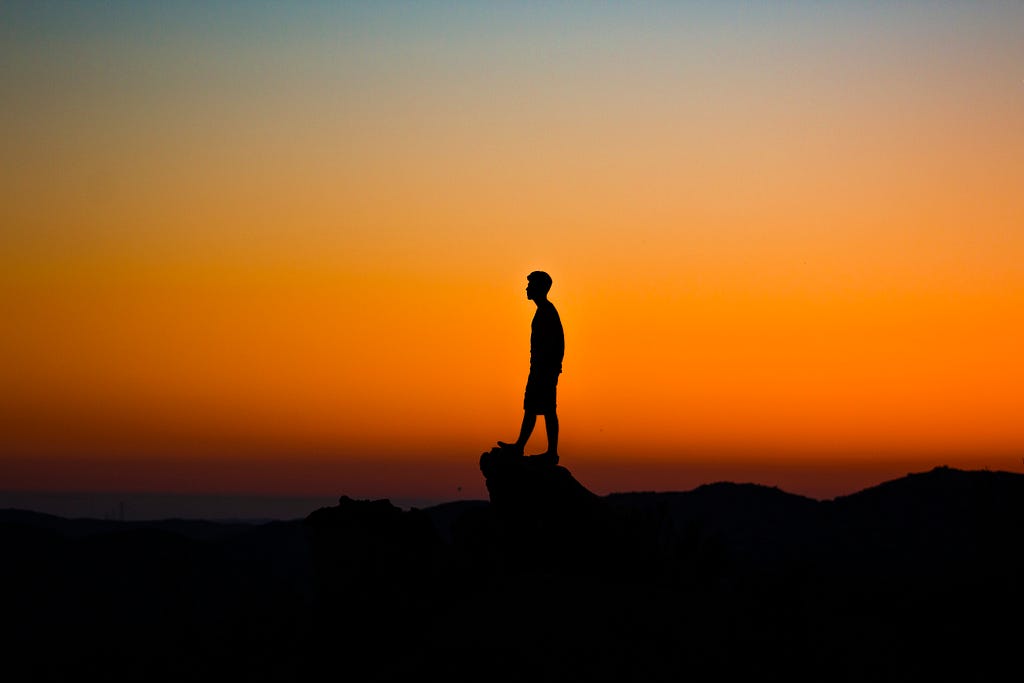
[
  {"left": 535, "top": 452, "right": 559, "bottom": 466},
  {"left": 497, "top": 441, "right": 525, "bottom": 456}
]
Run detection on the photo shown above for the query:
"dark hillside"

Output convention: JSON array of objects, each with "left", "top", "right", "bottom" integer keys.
[{"left": 3, "top": 465, "right": 1022, "bottom": 681}]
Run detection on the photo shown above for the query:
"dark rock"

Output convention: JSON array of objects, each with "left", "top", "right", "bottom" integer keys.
[
  {"left": 478, "top": 444, "right": 643, "bottom": 575},
  {"left": 479, "top": 444, "right": 601, "bottom": 512}
]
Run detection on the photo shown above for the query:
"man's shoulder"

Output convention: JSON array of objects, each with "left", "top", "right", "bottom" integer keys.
[{"left": 534, "top": 300, "right": 561, "bottom": 322}]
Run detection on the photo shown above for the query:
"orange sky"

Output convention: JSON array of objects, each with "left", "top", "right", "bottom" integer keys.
[{"left": 2, "top": 3, "right": 1022, "bottom": 502}]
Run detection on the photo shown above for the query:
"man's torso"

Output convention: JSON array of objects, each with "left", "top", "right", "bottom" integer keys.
[{"left": 530, "top": 301, "right": 564, "bottom": 373}]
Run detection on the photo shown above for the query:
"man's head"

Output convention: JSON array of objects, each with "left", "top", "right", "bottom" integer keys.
[{"left": 526, "top": 271, "right": 553, "bottom": 301}]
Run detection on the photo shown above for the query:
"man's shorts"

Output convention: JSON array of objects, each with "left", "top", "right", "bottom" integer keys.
[{"left": 523, "top": 368, "right": 559, "bottom": 415}]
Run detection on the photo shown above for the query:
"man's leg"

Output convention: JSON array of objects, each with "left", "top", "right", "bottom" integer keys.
[
  {"left": 515, "top": 412, "right": 537, "bottom": 452},
  {"left": 498, "top": 412, "right": 536, "bottom": 455},
  {"left": 543, "top": 411, "right": 559, "bottom": 456}
]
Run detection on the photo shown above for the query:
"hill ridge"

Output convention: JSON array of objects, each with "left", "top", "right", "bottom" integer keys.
[{"left": 3, "top": 464, "right": 1022, "bottom": 680}]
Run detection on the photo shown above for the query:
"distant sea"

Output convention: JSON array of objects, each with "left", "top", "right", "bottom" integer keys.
[{"left": 0, "top": 491, "right": 449, "bottom": 522}]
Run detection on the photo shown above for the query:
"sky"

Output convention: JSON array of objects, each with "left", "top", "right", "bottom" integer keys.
[{"left": 2, "top": 1, "right": 1022, "bottom": 510}]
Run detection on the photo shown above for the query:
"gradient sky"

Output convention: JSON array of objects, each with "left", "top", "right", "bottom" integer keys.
[{"left": 2, "top": 1, "right": 1022, "bottom": 504}]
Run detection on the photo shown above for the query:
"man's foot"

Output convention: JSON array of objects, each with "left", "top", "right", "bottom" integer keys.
[
  {"left": 533, "top": 452, "right": 559, "bottom": 466},
  {"left": 496, "top": 441, "right": 524, "bottom": 456}
]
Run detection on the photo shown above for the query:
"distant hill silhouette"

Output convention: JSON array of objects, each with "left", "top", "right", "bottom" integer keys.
[{"left": 3, "top": 464, "right": 1022, "bottom": 681}]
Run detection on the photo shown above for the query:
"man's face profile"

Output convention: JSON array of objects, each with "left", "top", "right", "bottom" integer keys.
[{"left": 525, "top": 271, "right": 551, "bottom": 302}]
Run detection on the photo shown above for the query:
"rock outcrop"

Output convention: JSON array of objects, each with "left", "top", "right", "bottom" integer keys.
[
  {"left": 478, "top": 444, "right": 654, "bottom": 575},
  {"left": 479, "top": 444, "right": 600, "bottom": 512}
]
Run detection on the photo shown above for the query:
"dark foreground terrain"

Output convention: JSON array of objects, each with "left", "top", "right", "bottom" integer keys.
[{"left": 4, "top": 456, "right": 1022, "bottom": 682}]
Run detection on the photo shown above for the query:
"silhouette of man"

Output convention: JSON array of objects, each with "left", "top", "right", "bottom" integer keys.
[{"left": 499, "top": 271, "right": 564, "bottom": 465}]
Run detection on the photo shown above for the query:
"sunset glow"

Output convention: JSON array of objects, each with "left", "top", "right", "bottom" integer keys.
[{"left": 2, "top": 2, "right": 1022, "bottom": 504}]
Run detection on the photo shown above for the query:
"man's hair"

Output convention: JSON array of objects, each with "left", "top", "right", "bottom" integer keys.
[{"left": 528, "top": 270, "right": 553, "bottom": 295}]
